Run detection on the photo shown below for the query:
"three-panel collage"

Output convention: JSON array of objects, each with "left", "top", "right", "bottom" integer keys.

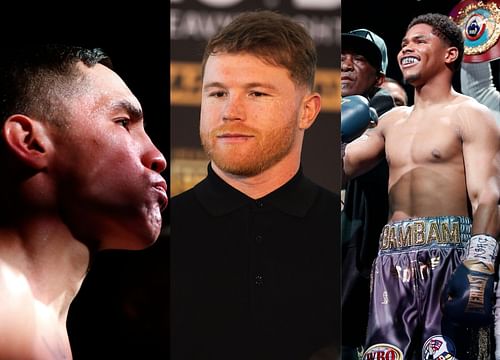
[{"left": 0, "top": 0, "right": 499, "bottom": 359}]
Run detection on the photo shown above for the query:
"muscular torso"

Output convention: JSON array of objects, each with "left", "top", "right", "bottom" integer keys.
[{"left": 383, "top": 103, "right": 469, "bottom": 221}]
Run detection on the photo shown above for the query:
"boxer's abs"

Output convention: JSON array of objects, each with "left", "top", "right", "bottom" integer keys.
[{"left": 387, "top": 163, "right": 469, "bottom": 222}]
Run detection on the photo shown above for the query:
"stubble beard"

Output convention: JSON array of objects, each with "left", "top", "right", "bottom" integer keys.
[{"left": 200, "top": 122, "right": 296, "bottom": 177}]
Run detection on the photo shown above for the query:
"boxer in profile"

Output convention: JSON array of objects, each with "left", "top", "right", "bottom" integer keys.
[
  {"left": 0, "top": 44, "right": 167, "bottom": 359},
  {"left": 342, "top": 13, "right": 499, "bottom": 359}
]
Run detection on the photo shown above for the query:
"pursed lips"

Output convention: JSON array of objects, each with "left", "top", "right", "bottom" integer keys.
[{"left": 152, "top": 180, "right": 168, "bottom": 211}]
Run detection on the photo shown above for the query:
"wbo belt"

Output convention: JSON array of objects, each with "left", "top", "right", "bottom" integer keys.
[{"left": 379, "top": 216, "right": 471, "bottom": 252}]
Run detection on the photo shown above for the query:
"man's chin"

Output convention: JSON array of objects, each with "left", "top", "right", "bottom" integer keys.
[
  {"left": 100, "top": 235, "right": 159, "bottom": 251},
  {"left": 212, "top": 157, "right": 263, "bottom": 177},
  {"left": 98, "top": 219, "right": 162, "bottom": 251}
]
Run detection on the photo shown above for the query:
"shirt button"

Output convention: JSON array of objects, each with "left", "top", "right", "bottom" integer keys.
[
  {"left": 255, "top": 235, "right": 263, "bottom": 244},
  {"left": 255, "top": 274, "right": 264, "bottom": 286},
  {"left": 256, "top": 201, "right": 264, "bottom": 208}
]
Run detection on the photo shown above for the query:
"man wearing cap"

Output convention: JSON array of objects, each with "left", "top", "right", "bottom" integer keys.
[{"left": 340, "top": 28, "right": 396, "bottom": 359}]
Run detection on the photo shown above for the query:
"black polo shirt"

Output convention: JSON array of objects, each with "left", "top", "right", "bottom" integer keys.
[{"left": 170, "top": 165, "right": 340, "bottom": 360}]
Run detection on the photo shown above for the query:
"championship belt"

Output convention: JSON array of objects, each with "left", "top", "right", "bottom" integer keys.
[{"left": 450, "top": 0, "right": 500, "bottom": 62}]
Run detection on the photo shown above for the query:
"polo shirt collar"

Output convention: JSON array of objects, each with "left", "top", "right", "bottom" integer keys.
[{"left": 195, "top": 164, "right": 319, "bottom": 217}]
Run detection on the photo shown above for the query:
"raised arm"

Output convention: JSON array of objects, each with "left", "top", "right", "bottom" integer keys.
[
  {"left": 342, "top": 124, "right": 386, "bottom": 184},
  {"left": 460, "top": 62, "right": 500, "bottom": 117}
]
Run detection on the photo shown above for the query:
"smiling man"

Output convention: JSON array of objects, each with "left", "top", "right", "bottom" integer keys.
[
  {"left": 341, "top": 13, "right": 499, "bottom": 359},
  {"left": 0, "top": 44, "right": 167, "bottom": 359},
  {"left": 170, "top": 10, "right": 340, "bottom": 360}
]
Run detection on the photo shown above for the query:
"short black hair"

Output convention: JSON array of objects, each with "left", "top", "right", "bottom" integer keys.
[
  {"left": 408, "top": 13, "right": 464, "bottom": 72},
  {"left": 0, "top": 44, "right": 112, "bottom": 127}
]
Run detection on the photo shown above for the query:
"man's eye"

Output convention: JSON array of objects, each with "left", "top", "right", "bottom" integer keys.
[
  {"left": 209, "top": 91, "right": 226, "bottom": 97},
  {"left": 117, "top": 119, "right": 130, "bottom": 129},
  {"left": 250, "top": 91, "right": 267, "bottom": 97}
]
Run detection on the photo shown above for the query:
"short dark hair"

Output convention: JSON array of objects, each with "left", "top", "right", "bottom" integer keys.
[
  {"left": 407, "top": 13, "right": 464, "bottom": 72},
  {"left": 0, "top": 44, "right": 112, "bottom": 127},
  {"left": 201, "top": 10, "right": 317, "bottom": 90}
]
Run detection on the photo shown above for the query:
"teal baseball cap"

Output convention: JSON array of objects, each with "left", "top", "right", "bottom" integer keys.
[{"left": 342, "top": 28, "right": 388, "bottom": 74}]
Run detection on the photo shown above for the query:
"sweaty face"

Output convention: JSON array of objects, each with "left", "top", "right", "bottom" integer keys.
[
  {"left": 50, "top": 63, "right": 167, "bottom": 250},
  {"left": 341, "top": 49, "right": 380, "bottom": 96},
  {"left": 200, "top": 53, "right": 305, "bottom": 177}
]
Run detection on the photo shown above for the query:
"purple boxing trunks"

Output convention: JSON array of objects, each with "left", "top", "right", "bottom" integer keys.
[{"left": 363, "top": 215, "right": 490, "bottom": 359}]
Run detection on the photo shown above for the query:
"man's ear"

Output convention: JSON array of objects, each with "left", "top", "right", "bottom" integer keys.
[
  {"left": 375, "top": 73, "right": 385, "bottom": 88},
  {"left": 299, "top": 92, "right": 321, "bottom": 130},
  {"left": 2, "top": 114, "right": 52, "bottom": 169},
  {"left": 445, "top": 46, "right": 459, "bottom": 65}
]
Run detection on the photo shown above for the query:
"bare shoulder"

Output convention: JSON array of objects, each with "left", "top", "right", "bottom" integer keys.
[
  {"left": 379, "top": 105, "right": 412, "bottom": 122},
  {"left": 455, "top": 94, "right": 499, "bottom": 134},
  {"left": 456, "top": 93, "right": 495, "bottom": 118},
  {"left": 0, "top": 263, "right": 32, "bottom": 299},
  {"left": 0, "top": 264, "right": 35, "bottom": 326},
  {"left": 376, "top": 105, "right": 413, "bottom": 131},
  {"left": 0, "top": 266, "right": 37, "bottom": 358},
  {"left": 0, "top": 265, "right": 68, "bottom": 359}
]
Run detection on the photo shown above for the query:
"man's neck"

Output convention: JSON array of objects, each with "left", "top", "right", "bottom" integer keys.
[{"left": 211, "top": 159, "right": 300, "bottom": 199}]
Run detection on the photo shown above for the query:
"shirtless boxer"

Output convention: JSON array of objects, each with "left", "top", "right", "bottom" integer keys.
[
  {"left": 0, "top": 44, "right": 167, "bottom": 359},
  {"left": 342, "top": 13, "right": 499, "bottom": 359}
]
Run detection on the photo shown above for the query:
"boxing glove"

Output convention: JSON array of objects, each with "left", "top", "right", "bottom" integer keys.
[
  {"left": 442, "top": 234, "right": 498, "bottom": 327},
  {"left": 341, "top": 95, "right": 378, "bottom": 143}
]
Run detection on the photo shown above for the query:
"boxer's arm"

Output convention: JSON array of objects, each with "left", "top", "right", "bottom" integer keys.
[
  {"left": 343, "top": 121, "right": 386, "bottom": 182},
  {"left": 341, "top": 95, "right": 386, "bottom": 184},
  {"left": 462, "top": 103, "right": 500, "bottom": 236},
  {"left": 341, "top": 95, "right": 378, "bottom": 143},
  {"left": 441, "top": 102, "right": 500, "bottom": 327}
]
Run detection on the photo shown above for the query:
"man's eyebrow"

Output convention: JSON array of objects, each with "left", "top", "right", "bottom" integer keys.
[
  {"left": 203, "top": 81, "right": 278, "bottom": 90},
  {"left": 203, "top": 81, "right": 225, "bottom": 90},
  {"left": 245, "top": 82, "right": 278, "bottom": 90},
  {"left": 403, "top": 33, "right": 427, "bottom": 43},
  {"left": 108, "top": 100, "right": 143, "bottom": 120}
]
